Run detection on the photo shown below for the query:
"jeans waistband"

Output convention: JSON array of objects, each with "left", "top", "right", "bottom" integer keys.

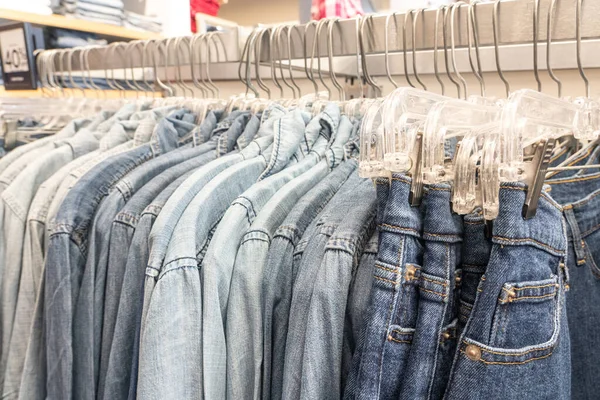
[
  {"left": 378, "top": 174, "right": 422, "bottom": 238},
  {"left": 462, "top": 212, "right": 491, "bottom": 272},
  {"left": 491, "top": 182, "right": 566, "bottom": 257},
  {"left": 421, "top": 183, "right": 463, "bottom": 243}
]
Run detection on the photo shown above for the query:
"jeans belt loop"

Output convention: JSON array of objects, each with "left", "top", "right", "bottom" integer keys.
[{"left": 564, "top": 206, "right": 586, "bottom": 267}]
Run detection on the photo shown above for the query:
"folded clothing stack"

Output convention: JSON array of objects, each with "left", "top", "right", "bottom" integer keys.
[
  {"left": 124, "top": 11, "right": 162, "bottom": 33},
  {"left": 62, "top": 0, "right": 125, "bottom": 26}
]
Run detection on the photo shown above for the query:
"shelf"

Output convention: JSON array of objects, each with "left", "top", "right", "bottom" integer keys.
[
  {"left": 0, "top": 86, "right": 155, "bottom": 98},
  {"left": 0, "top": 9, "right": 162, "bottom": 40}
]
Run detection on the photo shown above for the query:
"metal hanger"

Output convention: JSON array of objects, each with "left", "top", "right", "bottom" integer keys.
[
  {"left": 410, "top": 8, "right": 427, "bottom": 91},
  {"left": 493, "top": 0, "right": 510, "bottom": 96},
  {"left": 384, "top": 13, "right": 399, "bottom": 89},
  {"left": 468, "top": 0, "right": 485, "bottom": 97},
  {"left": 441, "top": 5, "right": 460, "bottom": 98},
  {"left": 327, "top": 18, "right": 345, "bottom": 101},
  {"left": 433, "top": 7, "right": 445, "bottom": 95},
  {"left": 449, "top": 2, "right": 468, "bottom": 99},
  {"left": 269, "top": 26, "right": 285, "bottom": 99},
  {"left": 533, "top": 0, "right": 542, "bottom": 92},
  {"left": 547, "top": 0, "right": 562, "bottom": 97}
]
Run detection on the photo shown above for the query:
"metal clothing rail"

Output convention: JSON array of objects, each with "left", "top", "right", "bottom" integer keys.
[{"left": 36, "top": 0, "right": 600, "bottom": 81}]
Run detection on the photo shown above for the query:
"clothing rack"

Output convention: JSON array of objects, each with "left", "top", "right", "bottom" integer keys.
[{"left": 34, "top": 0, "right": 600, "bottom": 88}]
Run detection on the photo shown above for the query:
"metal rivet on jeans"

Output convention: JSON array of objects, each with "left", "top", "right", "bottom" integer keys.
[{"left": 465, "top": 345, "right": 482, "bottom": 361}]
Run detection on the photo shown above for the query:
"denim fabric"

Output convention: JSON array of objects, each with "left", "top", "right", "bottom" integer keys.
[
  {"left": 444, "top": 183, "right": 570, "bottom": 400},
  {"left": 546, "top": 172, "right": 600, "bottom": 400},
  {"left": 237, "top": 114, "right": 261, "bottom": 150},
  {"left": 44, "top": 108, "right": 192, "bottom": 400},
  {"left": 140, "top": 108, "right": 280, "bottom": 320},
  {"left": 2, "top": 150, "right": 101, "bottom": 400},
  {"left": 138, "top": 109, "right": 306, "bottom": 400},
  {"left": 215, "top": 110, "right": 251, "bottom": 156},
  {"left": 0, "top": 135, "right": 100, "bottom": 397},
  {"left": 263, "top": 160, "right": 357, "bottom": 400},
  {"left": 74, "top": 110, "right": 197, "bottom": 400},
  {"left": 0, "top": 114, "right": 111, "bottom": 382},
  {"left": 299, "top": 180, "right": 377, "bottom": 400},
  {"left": 344, "top": 174, "right": 424, "bottom": 400},
  {"left": 343, "top": 230, "right": 378, "bottom": 394},
  {"left": 398, "top": 184, "right": 463, "bottom": 400},
  {"left": 100, "top": 122, "right": 220, "bottom": 400},
  {"left": 456, "top": 212, "right": 490, "bottom": 337},
  {"left": 0, "top": 109, "right": 120, "bottom": 177},
  {"left": 103, "top": 151, "right": 220, "bottom": 400},
  {"left": 282, "top": 172, "right": 366, "bottom": 399},
  {"left": 225, "top": 108, "right": 343, "bottom": 400}
]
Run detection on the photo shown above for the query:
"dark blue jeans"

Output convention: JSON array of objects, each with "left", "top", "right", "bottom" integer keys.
[
  {"left": 344, "top": 175, "right": 423, "bottom": 400},
  {"left": 444, "top": 183, "right": 571, "bottom": 400},
  {"left": 547, "top": 172, "right": 600, "bottom": 400},
  {"left": 398, "top": 184, "right": 463, "bottom": 400}
]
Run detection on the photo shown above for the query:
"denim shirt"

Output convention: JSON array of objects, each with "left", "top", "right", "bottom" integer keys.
[
  {"left": 299, "top": 181, "right": 376, "bottom": 400},
  {"left": 137, "top": 109, "right": 305, "bottom": 400},
  {"left": 2, "top": 148, "right": 104, "bottom": 400},
  {"left": 103, "top": 150, "right": 223, "bottom": 400},
  {"left": 262, "top": 160, "right": 357, "bottom": 400},
  {"left": 282, "top": 172, "right": 367, "bottom": 400},
  {"left": 43, "top": 108, "right": 193, "bottom": 400},
  {"left": 97, "top": 119, "right": 220, "bottom": 400},
  {"left": 224, "top": 108, "right": 350, "bottom": 399},
  {"left": 0, "top": 134, "right": 102, "bottom": 395},
  {"left": 75, "top": 112, "right": 201, "bottom": 400}
]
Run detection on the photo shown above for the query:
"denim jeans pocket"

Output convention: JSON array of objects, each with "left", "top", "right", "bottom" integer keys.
[
  {"left": 583, "top": 230, "right": 600, "bottom": 279},
  {"left": 489, "top": 275, "right": 559, "bottom": 349}
]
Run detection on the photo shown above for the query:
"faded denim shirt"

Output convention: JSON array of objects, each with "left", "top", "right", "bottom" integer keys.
[
  {"left": 282, "top": 172, "right": 366, "bottom": 400},
  {"left": 262, "top": 160, "right": 357, "bottom": 400},
  {"left": 2, "top": 150, "right": 102, "bottom": 400},
  {"left": 299, "top": 181, "right": 376, "bottom": 400},
  {"left": 103, "top": 149, "right": 224, "bottom": 400},
  {"left": 225, "top": 107, "right": 351, "bottom": 400},
  {"left": 97, "top": 115, "right": 220, "bottom": 400},
  {"left": 74, "top": 111, "right": 200, "bottom": 400},
  {"left": 43, "top": 108, "right": 193, "bottom": 400},
  {"left": 137, "top": 108, "right": 304, "bottom": 400}
]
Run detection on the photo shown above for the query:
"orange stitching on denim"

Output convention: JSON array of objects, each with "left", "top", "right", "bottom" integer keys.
[
  {"left": 375, "top": 264, "right": 399, "bottom": 274},
  {"left": 421, "top": 276, "right": 449, "bottom": 287},
  {"left": 391, "top": 177, "right": 411, "bottom": 184},
  {"left": 420, "top": 287, "right": 448, "bottom": 298},
  {"left": 426, "top": 187, "right": 451, "bottom": 192},
  {"left": 463, "top": 220, "right": 484, "bottom": 226},
  {"left": 511, "top": 293, "right": 557, "bottom": 301},
  {"left": 582, "top": 222, "right": 600, "bottom": 237},
  {"left": 425, "top": 232, "right": 463, "bottom": 239},
  {"left": 460, "top": 349, "right": 554, "bottom": 365},
  {"left": 569, "top": 188, "right": 600, "bottom": 208},
  {"left": 547, "top": 172, "right": 600, "bottom": 185},
  {"left": 388, "top": 336, "right": 412, "bottom": 344},
  {"left": 374, "top": 275, "right": 399, "bottom": 285},
  {"left": 462, "top": 340, "right": 554, "bottom": 356},
  {"left": 493, "top": 236, "right": 565, "bottom": 254},
  {"left": 512, "top": 283, "right": 558, "bottom": 291},
  {"left": 379, "top": 223, "right": 420, "bottom": 234}
]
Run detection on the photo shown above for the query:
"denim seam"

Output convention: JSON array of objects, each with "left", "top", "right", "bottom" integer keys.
[
  {"left": 502, "top": 293, "right": 556, "bottom": 302},
  {"left": 113, "top": 217, "right": 138, "bottom": 230},
  {"left": 388, "top": 336, "right": 412, "bottom": 344},
  {"left": 459, "top": 349, "right": 554, "bottom": 365},
  {"left": 492, "top": 236, "right": 565, "bottom": 254},
  {"left": 391, "top": 176, "right": 411, "bottom": 184},
  {"left": 419, "top": 287, "right": 448, "bottom": 298},
  {"left": 463, "top": 220, "right": 484, "bottom": 226},
  {"left": 547, "top": 171, "right": 600, "bottom": 185},
  {"left": 260, "top": 118, "right": 283, "bottom": 179},
  {"left": 379, "top": 223, "right": 420, "bottom": 234},
  {"left": 375, "top": 264, "right": 400, "bottom": 274},
  {"left": 581, "top": 222, "right": 600, "bottom": 237},
  {"left": 2, "top": 193, "right": 27, "bottom": 221},
  {"left": 501, "top": 185, "right": 562, "bottom": 211},
  {"left": 240, "top": 236, "right": 270, "bottom": 245},
  {"left": 421, "top": 275, "right": 448, "bottom": 287},
  {"left": 159, "top": 263, "right": 199, "bottom": 279},
  {"left": 461, "top": 340, "right": 555, "bottom": 356}
]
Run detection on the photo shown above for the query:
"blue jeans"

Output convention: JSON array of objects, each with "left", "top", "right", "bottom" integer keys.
[
  {"left": 344, "top": 174, "right": 424, "bottom": 400},
  {"left": 443, "top": 183, "right": 570, "bottom": 400},
  {"left": 546, "top": 172, "right": 600, "bottom": 400},
  {"left": 399, "top": 184, "right": 463, "bottom": 400}
]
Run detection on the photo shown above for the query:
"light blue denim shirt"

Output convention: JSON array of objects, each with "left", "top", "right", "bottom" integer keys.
[
  {"left": 43, "top": 108, "right": 193, "bottom": 400},
  {"left": 262, "top": 160, "right": 358, "bottom": 400},
  {"left": 97, "top": 115, "right": 219, "bottom": 400},
  {"left": 137, "top": 108, "right": 305, "bottom": 400},
  {"left": 103, "top": 149, "right": 223, "bottom": 400},
  {"left": 2, "top": 149, "right": 103, "bottom": 400},
  {"left": 282, "top": 172, "right": 367, "bottom": 400},
  {"left": 72, "top": 111, "right": 200, "bottom": 400},
  {"left": 299, "top": 180, "right": 376, "bottom": 400},
  {"left": 140, "top": 109, "right": 268, "bottom": 325},
  {"left": 225, "top": 107, "right": 351, "bottom": 399}
]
